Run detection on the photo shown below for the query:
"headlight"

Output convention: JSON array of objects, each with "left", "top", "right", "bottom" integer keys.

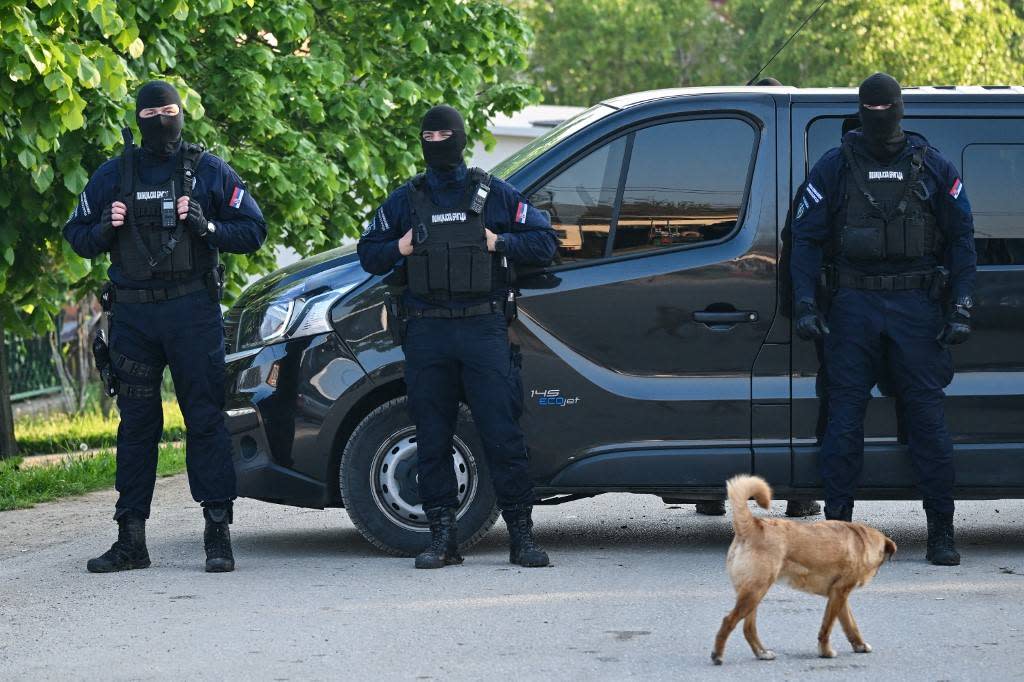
[{"left": 235, "top": 283, "right": 358, "bottom": 352}]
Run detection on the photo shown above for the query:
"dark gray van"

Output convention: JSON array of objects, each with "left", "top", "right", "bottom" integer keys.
[{"left": 221, "top": 86, "right": 1024, "bottom": 555}]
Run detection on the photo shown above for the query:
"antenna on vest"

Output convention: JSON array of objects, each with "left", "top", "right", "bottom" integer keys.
[{"left": 745, "top": 0, "right": 831, "bottom": 86}]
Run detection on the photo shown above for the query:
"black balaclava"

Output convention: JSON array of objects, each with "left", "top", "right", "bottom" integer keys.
[
  {"left": 858, "top": 72, "right": 905, "bottom": 162},
  {"left": 420, "top": 105, "right": 466, "bottom": 171},
  {"left": 135, "top": 80, "right": 184, "bottom": 156}
]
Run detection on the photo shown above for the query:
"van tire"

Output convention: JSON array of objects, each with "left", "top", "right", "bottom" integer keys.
[{"left": 340, "top": 396, "right": 500, "bottom": 557}]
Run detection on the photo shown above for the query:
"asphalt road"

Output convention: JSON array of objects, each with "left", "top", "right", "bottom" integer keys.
[{"left": 1, "top": 475, "right": 1022, "bottom": 681}]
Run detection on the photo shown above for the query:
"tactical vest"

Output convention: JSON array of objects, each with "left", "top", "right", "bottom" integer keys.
[
  {"left": 836, "top": 142, "right": 943, "bottom": 265},
  {"left": 405, "top": 168, "right": 506, "bottom": 304},
  {"left": 111, "top": 130, "right": 217, "bottom": 281}
]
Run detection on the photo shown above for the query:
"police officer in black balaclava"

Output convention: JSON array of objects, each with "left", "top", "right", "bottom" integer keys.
[
  {"left": 358, "top": 105, "right": 558, "bottom": 570},
  {"left": 65, "top": 80, "right": 267, "bottom": 573},
  {"left": 790, "top": 72, "right": 977, "bottom": 565},
  {"left": 857, "top": 72, "right": 907, "bottom": 162}
]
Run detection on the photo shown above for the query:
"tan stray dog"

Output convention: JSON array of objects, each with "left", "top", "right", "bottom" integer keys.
[{"left": 711, "top": 475, "right": 897, "bottom": 665}]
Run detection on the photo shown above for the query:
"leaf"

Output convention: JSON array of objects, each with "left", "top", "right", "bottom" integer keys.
[
  {"left": 63, "top": 164, "right": 89, "bottom": 194},
  {"left": 3, "top": 248, "right": 13, "bottom": 266},
  {"left": 128, "top": 37, "right": 145, "bottom": 59},
  {"left": 410, "top": 35, "right": 428, "bottom": 55},
  {"left": 17, "top": 148, "right": 36, "bottom": 170},
  {"left": 9, "top": 63, "right": 32, "bottom": 82},
  {"left": 76, "top": 54, "right": 101, "bottom": 88},
  {"left": 31, "top": 163, "right": 55, "bottom": 192}
]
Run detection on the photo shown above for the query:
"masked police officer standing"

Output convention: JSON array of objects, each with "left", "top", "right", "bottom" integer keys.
[
  {"left": 64, "top": 81, "right": 267, "bottom": 573},
  {"left": 358, "top": 105, "right": 558, "bottom": 569},
  {"left": 791, "top": 73, "right": 976, "bottom": 565}
]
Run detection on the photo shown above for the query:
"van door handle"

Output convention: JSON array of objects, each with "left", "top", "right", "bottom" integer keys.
[{"left": 692, "top": 310, "right": 759, "bottom": 325}]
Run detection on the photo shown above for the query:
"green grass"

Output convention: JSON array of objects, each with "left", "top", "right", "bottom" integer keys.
[
  {"left": 0, "top": 444, "right": 187, "bottom": 511},
  {"left": 15, "top": 399, "right": 185, "bottom": 455}
]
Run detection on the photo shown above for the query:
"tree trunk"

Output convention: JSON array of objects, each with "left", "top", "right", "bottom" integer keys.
[
  {"left": 0, "top": 321, "right": 19, "bottom": 459},
  {"left": 50, "top": 311, "right": 77, "bottom": 414}
]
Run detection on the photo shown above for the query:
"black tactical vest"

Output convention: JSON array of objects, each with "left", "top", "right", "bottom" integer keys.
[
  {"left": 837, "top": 142, "right": 943, "bottom": 265},
  {"left": 111, "top": 131, "right": 217, "bottom": 281},
  {"left": 406, "top": 169, "right": 504, "bottom": 304}
]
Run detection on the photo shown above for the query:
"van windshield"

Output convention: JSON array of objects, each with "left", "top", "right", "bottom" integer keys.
[{"left": 490, "top": 104, "right": 617, "bottom": 179}]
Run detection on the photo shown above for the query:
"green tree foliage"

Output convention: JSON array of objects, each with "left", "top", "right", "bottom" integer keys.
[
  {"left": 519, "top": 0, "right": 1024, "bottom": 106},
  {"left": 0, "top": 0, "right": 537, "bottom": 335},
  {"left": 730, "top": 0, "right": 1024, "bottom": 87},
  {"left": 517, "top": 0, "right": 739, "bottom": 106}
]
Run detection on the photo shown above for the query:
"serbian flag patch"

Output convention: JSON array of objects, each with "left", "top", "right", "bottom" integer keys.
[
  {"left": 949, "top": 178, "right": 963, "bottom": 199},
  {"left": 229, "top": 186, "right": 245, "bottom": 208},
  {"left": 515, "top": 201, "right": 528, "bottom": 224}
]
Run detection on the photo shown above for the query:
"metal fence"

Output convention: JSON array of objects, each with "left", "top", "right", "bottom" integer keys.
[{"left": 5, "top": 335, "right": 61, "bottom": 401}]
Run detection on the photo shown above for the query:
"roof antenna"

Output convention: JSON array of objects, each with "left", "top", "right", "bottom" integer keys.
[{"left": 746, "top": 0, "right": 831, "bottom": 86}]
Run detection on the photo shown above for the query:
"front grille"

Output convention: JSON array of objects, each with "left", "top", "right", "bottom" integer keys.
[{"left": 223, "top": 307, "right": 241, "bottom": 355}]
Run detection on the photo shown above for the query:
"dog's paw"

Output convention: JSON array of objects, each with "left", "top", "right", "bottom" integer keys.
[
  {"left": 711, "top": 652, "right": 723, "bottom": 665},
  {"left": 853, "top": 642, "right": 872, "bottom": 654},
  {"left": 818, "top": 645, "right": 837, "bottom": 659},
  {"left": 756, "top": 649, "right": 776, "bottom": 661}
]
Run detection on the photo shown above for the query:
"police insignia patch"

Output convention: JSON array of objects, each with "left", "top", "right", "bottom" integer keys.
[{"left": 795, "top": 197, "right": 808, "bottom": 220}]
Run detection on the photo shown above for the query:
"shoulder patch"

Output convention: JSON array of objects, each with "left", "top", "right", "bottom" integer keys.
[
  {"left": 805, "top": 183, "right": 823, "bottom": 204},
  {"left": 949, "top": 178, "right": 963, "bottom": 199},
  {"left": 795, "top": 197, "right": 809, "bottom": 220}
]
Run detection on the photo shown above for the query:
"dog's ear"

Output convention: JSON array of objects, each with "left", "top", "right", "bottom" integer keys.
[{"left": 884, "top": 537, "right": 897, "bottom": 560}]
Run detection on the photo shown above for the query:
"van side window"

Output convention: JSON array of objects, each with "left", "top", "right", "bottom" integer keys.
[
  {"left": 530, "top": 136, "right": 627, "bottom": 262},
  {"left": 963, "top": 144, "right": 1024, "bottom": 265},
  {"left": 612, "top": 119, "right": 756, "bottom": 255}
]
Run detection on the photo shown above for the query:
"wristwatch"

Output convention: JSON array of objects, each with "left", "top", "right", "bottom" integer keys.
[
  {"left": 493, "top": 234, "right": 507, "bottom": 254},
  {"left": 204, "top": 221, "right": 216, "bottom": 237}
]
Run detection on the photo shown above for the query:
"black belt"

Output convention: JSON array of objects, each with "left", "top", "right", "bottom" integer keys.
[
  {"left": 112, "top": 278, "right": 207, "bottom": 304},
  {"left": 407, "top": 301, "right": 499, "bottom": 319},
  {"left": 836, "top": 270, "right": 933, "bottom": 291}
]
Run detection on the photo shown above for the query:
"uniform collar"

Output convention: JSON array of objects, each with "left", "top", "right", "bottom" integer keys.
[
  {"left": 843, "top": 130, "right": 928, "bottom": 164},
  {"left": 139, "top": 140, "right": 182, "bottom": 163},
  {"left": 425, "top": 163, "right": 468, "bottom": 191}
]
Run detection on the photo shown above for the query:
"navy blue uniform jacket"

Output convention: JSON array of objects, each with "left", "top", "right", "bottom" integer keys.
[
  {"left": 357, "top": 164, "right": 558, "bottom": 309},
  {"left": 791, "top": 131, "right": 976, "bottom": 304},
  {"left": 63, "top": 142, "right": 267, "bottom": 288}
]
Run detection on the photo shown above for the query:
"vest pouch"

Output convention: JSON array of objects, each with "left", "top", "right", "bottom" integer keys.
[
  {"left": 901, "top": 211, "right": 929, "bottom": 259},
  {"left": 840, "top": 217, "right": 886, "bottom": 262},
  {"left": 406, "top": 251, "right": 432, "bottom": 298},
  {"left": 163, "top": 230, "right": 194, "bottom": 275},
  {"left": 427, "top": 246, "right": 449, "bottom": 294},
  {"left": 448, "top": 245, "right": 492, "bottom": 297}
]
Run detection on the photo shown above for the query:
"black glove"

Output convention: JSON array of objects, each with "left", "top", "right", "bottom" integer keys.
[
  {"left": 937, "top": 298, "right": 972, "bottom": 347},
  {"left": 181, "top": 197, "right": 211, "bottom": 237},
  {"left": 795, "top": 298, "right": 830, "bottom": 340},
  {"left": 99, "top": 204, "right": 116, "bottom": 239}
]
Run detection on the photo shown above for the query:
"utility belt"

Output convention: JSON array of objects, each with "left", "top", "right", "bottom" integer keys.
[
  {"left": 825, "top": 265, "right": 949, "bottom": 299},
  {"left": 92, "top": 266, "right": 225, "bottom": 398},
  {"left": 105, "top": 265, "right": 225, "bottom": 305},
  {"left": 383, "top": 288, "right": 517, "bottom": 346}
]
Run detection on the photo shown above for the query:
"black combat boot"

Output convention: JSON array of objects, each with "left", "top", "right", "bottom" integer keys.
[
  {"left": 785, "top": 499, "right": 822, "bottom": 517},
  {"left": 415, "top": 507, "right": 463, "bottom": 569},
  {"left": 824, "top": 502, "right": 853, "bottom": 522},
  {"left": 925, "top": 510, "right": 960, "bottom": 566},
  {"left": 203, "top": 504, "right": 235, "bottom": 573},
  {"left": 87, "top": 514, "right": 151, "bottom": 573},
  {"left": 695, "top": 500, "right": 727, "bottom": 516},
  {"left": 502, "top": 505, "right": 550, "bottom": 567}
]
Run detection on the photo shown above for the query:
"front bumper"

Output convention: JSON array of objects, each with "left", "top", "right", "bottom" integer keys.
[{"left": 223, "top": 332, "right": 368, "bottom": 509}]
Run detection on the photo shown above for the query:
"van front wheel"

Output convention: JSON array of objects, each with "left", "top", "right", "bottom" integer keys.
[{"left": 339, "top": 396, "right": 499, "bottom": 557}]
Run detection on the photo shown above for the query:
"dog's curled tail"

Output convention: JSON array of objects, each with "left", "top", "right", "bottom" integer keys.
[{"left": 726, "top": 475, "right": 772, "bottom": 538}]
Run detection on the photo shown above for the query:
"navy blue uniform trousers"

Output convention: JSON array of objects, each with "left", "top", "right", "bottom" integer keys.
[
  {"left": 110, "top": 288, "right": 235, "bottom": 517},
  {"left": 402, "top": 312, "right": 533, "bottom": 510},
  {"left": 821, "top": 288, "right": 955, "bottom": 514}
]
